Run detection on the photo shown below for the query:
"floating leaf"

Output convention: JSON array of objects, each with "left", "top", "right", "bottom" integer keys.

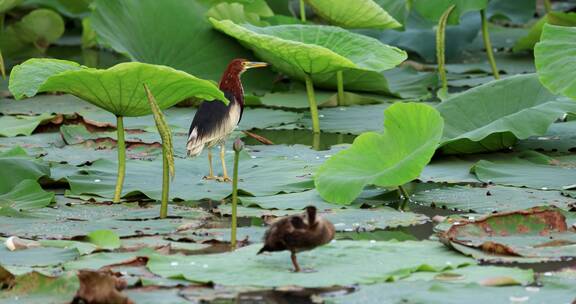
[
  {"left": 0, "top": 180, "right": 55, "bottom": 211},
  {"left": 0, "top": 113, "right": 56, "bottom": 137},
  {"left": 9, "top": 59, "right": 227, "bottom": 117},
  {"left": 0, "top": 272, "right": 79, "bottom": 304},
  {"left": 315, "top": 103, "right": 444, "bottom": 204},
  {"left": 86, "top": 230, "right": 121, "bottom": 250},
  {"left": 472, "top": 156, "right": 576, "bottom": 191},
  {"left": 413, "top": 185, "right": 576, "bottom": 213},
  {"left": 438, "top": 74, "right": 574, "bottom": 154},
  {"left": 147, "top": 240, "right": 473, "bottom": 287},
  {"left": 305, "top": 0, "right": 401, "bottom": 29},
  {"left": 440, "top": 207, "right": 576, "bottom": 263}
]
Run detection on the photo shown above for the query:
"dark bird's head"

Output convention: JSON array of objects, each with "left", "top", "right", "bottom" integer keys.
[{"left": 219, "top": 59, "right": 269, "bottom": 105}]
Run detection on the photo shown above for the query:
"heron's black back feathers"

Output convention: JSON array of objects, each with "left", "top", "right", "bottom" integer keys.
[{"left": 186, "top": 91, "right": 243, "bottom": 157}]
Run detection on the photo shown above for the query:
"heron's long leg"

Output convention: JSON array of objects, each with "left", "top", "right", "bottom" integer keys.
[
  {"left": 220, "top": 143, "right": 231, "bottom": 182},
  {"left": 204, "top": 148, "right": 216, "bottom": 180},
  {"left": 291, "top": 251, "right": 301, "bottom": 272}
]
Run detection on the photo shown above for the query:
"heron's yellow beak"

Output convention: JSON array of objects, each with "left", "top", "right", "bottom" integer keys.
[{"left": 243, "top": 61, "right": 269, "bottom": 69}]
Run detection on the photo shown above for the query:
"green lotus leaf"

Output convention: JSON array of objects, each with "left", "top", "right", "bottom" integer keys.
[
  {"left": 0, "top": 147, "right": 49, "bottom": 195},
  {"left": 438, "top": 74, "right": 576, "bottom": 154},
  {"left": 23, "top": 0, "right": 92, "bottom": 18},
  {"left": 535, "top": 24, "right": 576, "bottom": 100},
  {"left": 412, "top": 0, "right": 488, "bottom": 25},
  {"left": 315, "top": 102, "right": 444, "bottom": 205},
  {"left": 86, "top": 230, "right": 121, "bottom": 250},
  {"left": 514, "top": 12, "right": 576, "bottom": 53},
  {"left": 13, "top": 9, "right": 65, "bottom": 47},
  {"left": 0, "top": 0, "right": 22, "bottom": 13},
  {"left": 209, "top": 18, "right": 407, "bottom": 79},
  {"left": 9, "top": 58, "right": 227, "bottom": 117},
  {"left": 0, "top": 179, "right": 55, "bottom": 211},
  {"left": 90, "top": 0, "right": 274, "bottom": 90},
  {"left": 306, "top": 0, "right": 401, "bottom": 29},
  {"left": 147, "top": 240, "right": 473, "bottom": 287}
]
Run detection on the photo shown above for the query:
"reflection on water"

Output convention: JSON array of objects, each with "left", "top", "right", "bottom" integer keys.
[{"left": 242, "top": 129, "right": 356, "bottom": 151}]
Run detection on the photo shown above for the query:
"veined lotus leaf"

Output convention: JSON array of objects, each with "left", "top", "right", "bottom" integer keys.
[
  {"left": 9, "top": 58, "right": 227, "bottom": 117},
  {"left": 147, "top": 240, "right": 473, "bottom": 287},
  {"left": 535, "top": 24, "right": 576, "bottom": 100},
  {"left": 90, "top": 0, "right": 275, "bottom": 90},
  {"left": 305, "top": 0, "right": 401, "bottom": 29},
  {"left": 440, "top": 206, "right": 576, "bottom": 263},
  {"left": 0, "top": 113, "right": 56, "bottom": 137},
  {"left": 412, "top": 0, "right": 488, "bottom": 25},
  {"left": 438, "top": 74, "right": 575, "bottom": 154},
  {"left": 209, "top": 18, "right": 407, "bottom": 79},
  {"left": 315, "top": 103, "right": 444, "bottom": 205}
]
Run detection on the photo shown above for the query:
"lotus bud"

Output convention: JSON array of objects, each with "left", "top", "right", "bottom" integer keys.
[{"left": 233, "top": 138, "right": 244, "bottom": 152}]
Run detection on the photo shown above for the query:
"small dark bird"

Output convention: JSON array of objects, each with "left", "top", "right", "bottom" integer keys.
[
  {"left": 257, "top": 206, "right": 335, "bottom": 272},
  {"left": 187, "top": 59, "right": 268, "bottom": 182}
]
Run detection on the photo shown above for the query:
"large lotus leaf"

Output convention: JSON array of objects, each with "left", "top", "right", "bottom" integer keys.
[
  {"left": 315, "top": 103, "right": 444, "bottom": 204},
  {"left": 0, "top": 272, "right": 79, "bottom": 304},
  {"left": 23, "top": 0, "right": 92, "bottom": 18},
  {"left": 210, "top": 18, "right": 407, "bottom": 78},
  {"left": 326, "top": 280, "right": 576, "bottom": 304},
  {"left": 368, "top": 11, "right": 480, "bottom": 63},
  {"left": 437, "top": 74, "right": 575, "bottom": 154},
  {"left": 91, "top": 0, "right": 274, "bottom": 90},
  {"left": 305, "top": 0, "right": 401, "bottom": 29},
  {"left": 12, "top": 9, "right": 65, "bottom": 46},
  {"left": 440, "top": 207, "right": 576, "bottom": 262},
  {"left": 472, "top": 157, "right": 576, "bottom": 191},
  {"left": 147, "top": 240, "right": 473, "bottom": 287},
  {"left": 413, "top": 185, "right": 576, "bottom": 213},
  {"left": 0, "top": 0, "right": 22, "bottom": 13},
  {"left": 0, "top": 180, "right": 55, "bottom": 211},
  {"left": 0, "top": 147, "right": 49, "bottom": 194},
  {"left": 9, "top": 59, "right": 226, "bottom": 117},
  {"left": 0, "top": 113, "right": 56, "bottom": 137},
  {"left": 514, "top": 13, "right": 576, "bottom": 53},
  {"left": 373, "top": 0, "right": 409, "bottom": 26},
  {"left": 403, "top": 265, "right": 533, "bottom": 286},
  {"left": 66, "top": 153, "right": 313, "bottom": 201},
  {"left": 487, "top": 0, "right": 535, "bottom": 24},
  {"left": 535, "top": 24, "right": 576, "bottom": 100},
  {"left": 412, "top": 0, "right": 488, "bottom": 25}
]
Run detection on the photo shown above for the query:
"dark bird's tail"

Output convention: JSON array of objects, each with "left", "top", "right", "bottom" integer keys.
[
  {"left": 257, "top": 245, "right": 270, "bottom": 255},
  {"left": 305, "top": 205, "right": 317, "bottom": 226}
]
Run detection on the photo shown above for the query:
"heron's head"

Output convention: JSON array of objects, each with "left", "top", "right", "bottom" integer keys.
[{"left": 226, "top": 58, "right": 269, "bottom": 76}]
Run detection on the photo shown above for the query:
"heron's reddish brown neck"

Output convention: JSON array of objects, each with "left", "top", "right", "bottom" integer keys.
[{"left": 219, "top": 70, "right": 244, "bottom": 107}]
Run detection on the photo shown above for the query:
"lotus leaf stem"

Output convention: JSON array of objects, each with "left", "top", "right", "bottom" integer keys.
[
  {"left": 336, "top": 71, "right": 345, "bottom": 106},
  {"left": 398, "top": 185, "right": 411, "bottom": 211},
  {"left": 0, "top": 47, "right": 5, "bottom": 80},
  {"left": 304, "top": 74, "right": 321, "bottom": 134},
  {"left": 436, "top": 5, "right": 455, "bottom": 98},
  {"left": 299, "top": 0, "right": 306, "bottom": 22},
  {"left": 160, "top": 146, "right": 169, "bottom": 219},
  {"left": 544, "top": 0, "right": 552, "bottom": 13},
  {"left": 312, "top": 132, "right": 321, "bottom": 151},
  {"left": 113, "top": 116, "right": 126, "bottom": 203},
  {"left": 480, "top": 9, "right": 499, "bottom": 79},
  {"left": 230, "top": 147, "right": 240, "bottom": 249}
]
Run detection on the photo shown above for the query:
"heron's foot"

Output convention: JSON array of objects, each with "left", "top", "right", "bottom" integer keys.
[
  {"left": 300, "top": 267, "right": 317, "bottom": 273},
  {"left": 216, "top": 175, "right": 232, "bottom": 183},
  {"left": 203, "top": 175, "right": 217, "bottom": 180}
]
